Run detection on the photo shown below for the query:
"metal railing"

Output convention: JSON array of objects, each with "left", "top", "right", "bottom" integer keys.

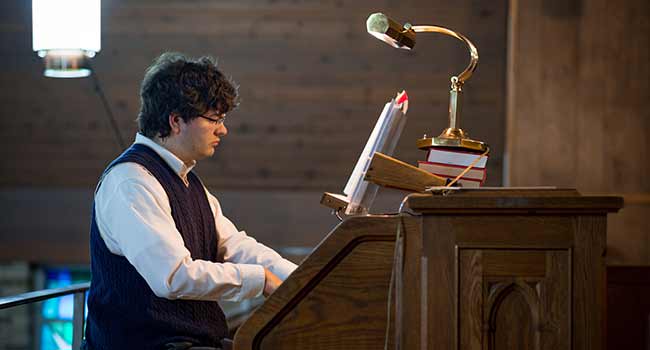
[{"left": 0, "top": 282, "right": 90, "bottom": 350}]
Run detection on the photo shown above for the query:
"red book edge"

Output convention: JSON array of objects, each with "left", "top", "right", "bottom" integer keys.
[
  {"left": 425, "top": 151, "right": 489, "bottom": 168},
  {"left": 433, "top": 174, "right": 484, "bottom": 183},
  {"left": 418, "top": 160, "right": 486, "bottom": 170},
  {"left": 418, "top": 161, "right": 487, "bottom": 181}
]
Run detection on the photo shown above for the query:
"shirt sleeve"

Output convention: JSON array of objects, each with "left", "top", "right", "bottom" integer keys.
[
  {"left": 94, "top": 164, "right": 266, "bottom": 302},
  {"left": 205, "top": 189, "right": 298, "bottom": 281}
]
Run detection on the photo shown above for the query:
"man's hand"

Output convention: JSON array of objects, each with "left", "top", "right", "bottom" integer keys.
[{"left": 263, "top": 268, "right": 282, "bottom": 297}]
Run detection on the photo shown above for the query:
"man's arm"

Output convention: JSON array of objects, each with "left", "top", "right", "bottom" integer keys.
[
  {"left": 205, "top": 190, "right": 298, "bottom": 282},
  {"left": 95, "top": 164, "right": 267, "bottom": 302}
]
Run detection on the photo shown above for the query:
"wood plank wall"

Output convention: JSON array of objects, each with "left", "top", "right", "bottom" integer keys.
[
  {"left": 0, "top": 0, "right": 507, "bottom": 190},
  {"left": 0, "top": 0, "right": 507, "bottom": 264},
  {"left": 507, "top": 0, "right": 650, "bottom": 264}
]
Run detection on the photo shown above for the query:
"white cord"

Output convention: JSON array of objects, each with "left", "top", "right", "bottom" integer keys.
[
  {"left": 446, "top": 147, "right": 490, "bottom": 188},
  {"left": 384, "top": 217, "right": 403, "bottom": 350},
  {"left": 383, "top": 193, "right": 419, "bottom": 350}
]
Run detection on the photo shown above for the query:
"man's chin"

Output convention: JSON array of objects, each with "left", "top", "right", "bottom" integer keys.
[{"left": 193, "top": 148, "right": 215, "bottom": 161}]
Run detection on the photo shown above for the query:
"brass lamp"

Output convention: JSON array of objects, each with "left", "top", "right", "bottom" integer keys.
[{"left": 366, "top": 12, "right": 487, "bottom": 152}]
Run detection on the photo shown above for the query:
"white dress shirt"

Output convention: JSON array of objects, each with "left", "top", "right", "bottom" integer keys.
[{"left": 94, "top": 133, "right": 297, "bottom": 302}]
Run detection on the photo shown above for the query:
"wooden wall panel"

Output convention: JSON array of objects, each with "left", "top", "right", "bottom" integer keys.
[
  {"left": 0, "top": 0, "right": 507, "bottom": 190},
  {"left": 0, "top": 0, "right": 507, "bottom": 266},
  {"left": 507, "top": 0, "right": 649, "bottom": 189},
  {"left": 507, "top": 0, "right": 649, "bottom": 264}
]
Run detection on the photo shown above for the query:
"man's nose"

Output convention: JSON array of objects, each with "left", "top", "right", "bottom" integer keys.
[{"left": 217, "top": 124, "right": 227, "bottom": 137}]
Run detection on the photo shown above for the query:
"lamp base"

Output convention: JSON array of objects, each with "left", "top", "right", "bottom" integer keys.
[{"left": 417, "top": 134, "right": 487, "bottom": 152}]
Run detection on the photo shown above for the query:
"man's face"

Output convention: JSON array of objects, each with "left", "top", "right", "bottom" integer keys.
[{"left": 176, "top": 110, "right": 228, "bottom": 161}]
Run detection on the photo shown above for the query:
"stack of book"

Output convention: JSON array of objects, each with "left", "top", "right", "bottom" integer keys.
[{"left": 417, "top": 147, "right": 488, "bottom": 188}]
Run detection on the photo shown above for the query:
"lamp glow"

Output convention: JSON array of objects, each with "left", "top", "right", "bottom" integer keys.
[{"left": 32, "top": 0, "right": 101, "bottom": 78}]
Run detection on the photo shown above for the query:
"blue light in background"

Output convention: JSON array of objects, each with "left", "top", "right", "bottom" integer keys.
[{"left": 39, "top": 267, "right": 90, "bottom": 350}]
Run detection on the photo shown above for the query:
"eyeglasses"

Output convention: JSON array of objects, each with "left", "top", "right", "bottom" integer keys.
[{"left": 198, "top": 113, "right": 226, "bottom": 126}]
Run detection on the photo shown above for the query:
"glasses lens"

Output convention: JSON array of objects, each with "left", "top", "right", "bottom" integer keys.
[{"left": 202, "top": 114, "right": 225, "bottom": 124}]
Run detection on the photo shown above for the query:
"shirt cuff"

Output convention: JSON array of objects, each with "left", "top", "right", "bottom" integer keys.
[
  {"left": 238, "top": 264, "right": 266, "bottom": 300},
  {"left": 272, "top": 259, "right": 298, "bottom": 281}
]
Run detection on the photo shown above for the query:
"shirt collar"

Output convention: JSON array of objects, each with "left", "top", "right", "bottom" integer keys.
[{"left": 134, "top": 133, "right": 196, "bottom": 181}]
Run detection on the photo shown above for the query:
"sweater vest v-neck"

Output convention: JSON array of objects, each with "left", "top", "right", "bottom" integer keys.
[{"left": 84, "top": 144, "right": 227, "bottom": 350}]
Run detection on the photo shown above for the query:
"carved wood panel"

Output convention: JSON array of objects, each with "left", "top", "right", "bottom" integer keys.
[{"left": 459, "top": 250, "right": 570, "bottom": 350}]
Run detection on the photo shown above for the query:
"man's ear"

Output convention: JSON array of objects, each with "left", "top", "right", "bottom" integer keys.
[{"left": 168, "top": 113, "right": 182, "bottom": 135}]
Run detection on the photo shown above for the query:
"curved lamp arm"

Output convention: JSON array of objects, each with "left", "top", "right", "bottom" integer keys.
[{"left": 410, "top": 25, "right": 478, "bottom": 90}]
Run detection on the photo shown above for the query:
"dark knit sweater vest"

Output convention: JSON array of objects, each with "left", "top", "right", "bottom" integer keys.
[{"left": 84, "top": 144, "right": 227, "bottom": 350}]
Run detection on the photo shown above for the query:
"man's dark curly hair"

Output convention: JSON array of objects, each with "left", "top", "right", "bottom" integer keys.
[{"left": 137, "top": 52, "right": 239, "bottom": 139}]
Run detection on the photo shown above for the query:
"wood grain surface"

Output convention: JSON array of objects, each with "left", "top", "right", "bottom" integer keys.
[
  {"left": 410, "top": 190, "right": 618, "bottom": 350},
  {"left": 234, "top": 214, "right": 420, "bottom": 350},
  {"left": 0, "top": 0, "right": 508, "bottom": 189},
  {"left": 507, "top": 0, "right": 649, "bottom": 265}
]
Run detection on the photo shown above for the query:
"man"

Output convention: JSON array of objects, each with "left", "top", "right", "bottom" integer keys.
[{"left": 83, "top": 53, "right": 297, "bottom": 350}]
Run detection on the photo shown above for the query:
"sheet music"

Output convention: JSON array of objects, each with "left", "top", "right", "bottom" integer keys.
[
  {"left": 343, "top": 100, "right": 394, "bottom": 197},
  {"left": 343, "top": 92, "right": 408, "bottom": 215}
]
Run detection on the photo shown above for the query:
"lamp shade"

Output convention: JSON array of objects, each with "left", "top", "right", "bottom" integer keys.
[
  {"left": 366, "top": 13, "right": 415, "bottom": 50},
  {"left": 32, "top": 0, "right": 101, "bottom": 78}
]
